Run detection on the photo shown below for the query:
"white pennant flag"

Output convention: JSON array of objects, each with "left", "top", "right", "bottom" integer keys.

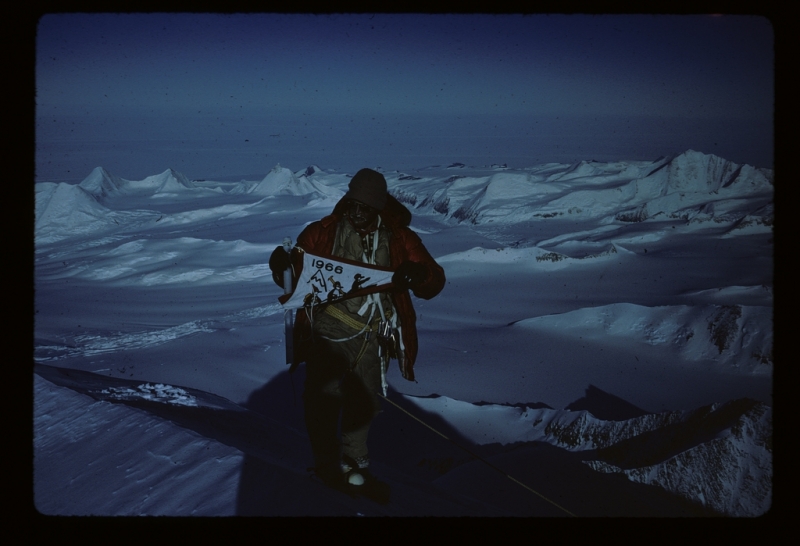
[{"left": 280, "top": 251, "right": 395, "bottom": 310}]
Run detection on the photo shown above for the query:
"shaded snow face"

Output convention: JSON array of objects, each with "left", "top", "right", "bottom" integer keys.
[{"left": 34, "top": 151, "right": 772, "bottom": 516}]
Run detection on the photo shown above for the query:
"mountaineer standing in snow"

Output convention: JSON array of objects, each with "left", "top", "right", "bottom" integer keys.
[{"left": 269, "top": 168, "right": 445, "bottom": 500}]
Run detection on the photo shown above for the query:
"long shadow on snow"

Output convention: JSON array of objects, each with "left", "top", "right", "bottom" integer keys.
[
  {"left": 582, "top": 398, "right": 765, "bottom": 470},
  {"left": 564, "top": 384, "right": 650, "bottom": 421},
  {"left": 471, "top": 384, "right": 650, "bottom": 423},
  {"left": 434, "top": 441, "right": 721, "bottom": 516},
  {"left": 34, "top": 363, "right": 348, "bottom": 516},
  {"left": 34, "top": 363, "right": 308, "bottom": 463},
  {"left": 35, "top": 363, "right": 500, "bottom": 516},
  {"left": 35, "top": 363, "right": 720, "bottom": 516},
  {"left": 239, "top": 365, "right": 516, "bottom": 516},
  {"left": 365, "top": 388, "right": 720, "bottom": 517}
]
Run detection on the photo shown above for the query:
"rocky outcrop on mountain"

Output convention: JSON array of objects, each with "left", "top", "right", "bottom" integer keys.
[
  {"left": 569, "top": 399, "right": 772, "bottom": 517},
  {"left": 503, "top": 396, "right": 771, "bottom": 516}
]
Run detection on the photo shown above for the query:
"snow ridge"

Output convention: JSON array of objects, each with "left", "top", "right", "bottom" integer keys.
[
  {"left": 386, "top": 150, "right": 772, "bottom": 228},
  {"left": 515, "top": 302, "right": 773, "bottom": 370},
  {"left": 407, "top": 394, "right": 771, "bottom": 516},
  {"left": 251, "top": 163, "right": 343, "bottom": 200},
  {"left": 578, "top": 400, "right": 772, "bottom": 517},
  {"left": 78, "top": 166, "right": 126, "bottom": 199}
]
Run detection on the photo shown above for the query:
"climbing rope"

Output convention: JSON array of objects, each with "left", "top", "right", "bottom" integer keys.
[{"left": 377, "top": 392, "right": 578, "bottom": 517}]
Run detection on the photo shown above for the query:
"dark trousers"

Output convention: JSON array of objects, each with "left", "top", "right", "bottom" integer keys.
[{"left": 303, "top": 332, "right": 382, "bottom": 470}]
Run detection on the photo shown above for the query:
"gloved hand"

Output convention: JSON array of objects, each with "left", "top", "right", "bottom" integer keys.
[
  {"left": 269, "top": 246, "right": 292, "bottom": 287},
  {"left": 399, "top": 356, "right": 415, "bottom": 381},
  {"left": 392, "top": 260, "right": 428, "bottom": 290}
]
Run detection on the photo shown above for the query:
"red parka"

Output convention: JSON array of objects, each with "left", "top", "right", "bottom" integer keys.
[{"left": 289, "top": 194, "right": 445, "bottom": 381}]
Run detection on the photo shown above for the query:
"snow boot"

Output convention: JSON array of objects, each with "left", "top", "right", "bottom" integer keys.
[
  {"left": 340, "top": 455, "right": 391, "bottom": 504},
  {"left": 311, "top": 463, "right": 347, "bottom": 490}
]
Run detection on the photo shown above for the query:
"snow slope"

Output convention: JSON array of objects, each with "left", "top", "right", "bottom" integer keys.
[
  {"left": 34, "top": 150, "right": 773, "bottom": 516},
  {"left": 251, "top": 163, "right": 344, "bottom": 202}
]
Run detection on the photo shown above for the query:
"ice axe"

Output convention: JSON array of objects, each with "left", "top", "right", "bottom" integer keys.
[{"left": 282, "top": 237, "right": 295, "bottom": 369}]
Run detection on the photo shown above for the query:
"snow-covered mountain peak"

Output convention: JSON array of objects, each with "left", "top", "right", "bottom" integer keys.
[
  {"left": 296, "top": 165, "right": 323, "bottom": 178},
  {"left": 641, "top": 150, "right": 771, "bottom": 195},
  {"left": 252, "top": 163, "right": 343, "bottom": 200},
  {"left": 35, "top": 181, "right": 115, "bottom": 243},
  {"left": 253, "top": 164, "right": 298, "bottom": 194},
  {"left": 78, "top": 166, "right": 126, "bottom": 199},
  {"left": 145, "top": 168, "right": 195, "bottom": 191}
]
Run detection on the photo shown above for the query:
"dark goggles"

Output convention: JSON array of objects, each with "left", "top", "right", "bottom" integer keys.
[{"left": 347, "top": 200, "right": 378, "bottom": 215}]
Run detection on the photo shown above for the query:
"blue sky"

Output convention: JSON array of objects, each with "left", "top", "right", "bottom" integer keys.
[{"left": 36, "top": 13, "right": 774, "bottom": 180}]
